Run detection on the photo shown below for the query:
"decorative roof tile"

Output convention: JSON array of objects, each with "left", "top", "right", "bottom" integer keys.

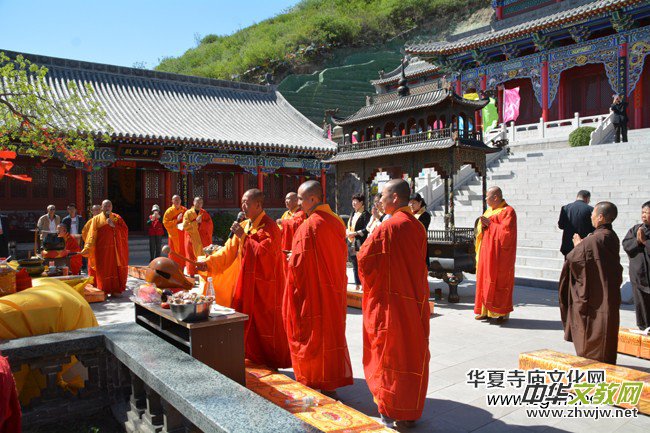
[
  {"left": 2, "top": 49, "right": 336, "bottom": 155},
  {"left": 371, "top": 57, "right": 439, "bottom": 86}
]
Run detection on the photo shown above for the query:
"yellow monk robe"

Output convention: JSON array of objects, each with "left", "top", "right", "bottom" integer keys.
[
  {"left": 163, "top": 205, "right": 187, "bottom": 269},
  {"left": 278, "top": 208, "right": 297, "bottom": 228},
  {"left": 198, "top": 220, "right": 247, "bottom": 307},
  {"left": 474, "top": 201, "right": 517, "bottom": 318},
  {"left": 81, "top": 218, "right": 95, "bottom": 280},
  {"left": 183, "top": 207, "right": 213, "bottom": 275}
]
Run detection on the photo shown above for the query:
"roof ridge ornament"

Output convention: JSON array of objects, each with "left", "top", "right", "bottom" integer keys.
[{"left": 397, "top": 57, "right": 410, "bottom": 97}]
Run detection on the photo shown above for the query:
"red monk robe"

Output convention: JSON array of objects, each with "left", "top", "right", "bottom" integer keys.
[
  {"left": 357, "top": 207, "right": 430, "bottom": 421},
  {"left": 163, "top": 205, "right": 187, "bottom": 269},
  {"left": 81, "top": 213, "right": 129, "bottom": 295},
  {"left": 284, "top": 204, "right": 353, "bottom": 390},
  {"left": 230, "top": 212, "right": 291, "bottom": 368},
  {"left": 280, "top": 209, "right": 306, "bottom": 276},
  {"left": 0, "top": 354, "right": 21, "bottom": 433},
  {"left": 63, "top": 233, "right": 82, "bottom": 275},
  {"left": 474, "top": 201, "right": 517, "bottom": 317},
  {"left": 183, "top": 208, "right": 213, "bottom": 275}
]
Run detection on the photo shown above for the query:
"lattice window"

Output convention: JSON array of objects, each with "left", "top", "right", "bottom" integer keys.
[
  {"left": 52, "top": 169, "right": 69, "bottom": 199},
  {"left": 10, "top": 166, "right": 29, "bottom": 199},
  {"left": 247, "top": 173, "right": 257, "bottom": 189},
  {"left": 145, "top": 171, "right": 160, "bottom": 200},
  {"left": 206, "top": 173, "right": 219, "bottom": 201},
  {"left": 223, "top": 173, "right": 234, "bottom": 201},
  {"left": 192, "top": 173, "right": 204, "bottom": 198},
  {"left": 32, "top": 167, "right": 48, "bottom": 199},
  {"left": 263, "top": 174, "right": 270, "bottom": 194},
  {"left": 273, "top": 175, "right": 283, "bottom": 200},
  {"left": 91, "top": 169, "right": 105, "bottom": 203}
]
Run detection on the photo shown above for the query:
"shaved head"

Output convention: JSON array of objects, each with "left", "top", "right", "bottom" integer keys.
[
  {"left": 594, "top": 201, "right": 618, "bottom": 223},
  {"left": 90, "top": 204, "right": 101, "bottom": 216},
  {"left": 285, "top": 192, "right": 297, "bottom": 200},
  {"left": 244, "top": 188, "right": 265, "bottom": 205},
  {"left": 172, "top": 195, "right": 181, "bottom": 207},
  {"left": 285, "top": 192, "right": 298, "bottom": 211},
  {"left": 384, "top": 179, "right": 410, "bottom": 205},
  {"left": 486, "top": 186, "right": 504, "bottom": 208},
  {"left": 101, "top": 200, "right": 113, "bottom": 215},
  {"left": 299, "top": 180, "right": 323, "bottom": 201},
  {"left": 488, "top": 187, "right": 503, "bottom": 200}
]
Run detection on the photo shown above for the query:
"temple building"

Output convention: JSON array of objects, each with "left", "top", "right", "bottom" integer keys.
[
  {"left": 1, "top": 50, "right": 334, "bottom": 238},
  {"left": 373, "top": 0, "right": 650, "bottom": 129}
]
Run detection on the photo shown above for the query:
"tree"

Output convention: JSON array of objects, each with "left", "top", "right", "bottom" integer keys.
[{"left": 0, "top": 52, "right": 111, "bottom": 165}]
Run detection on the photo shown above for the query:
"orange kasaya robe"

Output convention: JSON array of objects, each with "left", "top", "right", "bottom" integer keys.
[
  {"left": 283, "top": 203, "right": 353, "bottom": 391},
  {"left": 357, "top": 207, "right": 430, "bottom": 421},
  {"left": 474, "top": 201, "right": 517, "bottom": 317},
  {"left": 183, "top": 208, "right": 213, "bottom": 275},
  {"left": 280, "top": 209, "right": 306, "bottom": 276},
  {"left": 82, "top": 213, "right": 129, "bottom": 295},
  {"left": 81, "top": 218, "right": 95, "bottom": 280},
  {"left": 62, "top": 233, "right": 82, "bottom": 275},
  {"left": 0, "top": 354, "right": 21, "bottom": 433},
  {"left": 228, "top": 211, "right": 291, "bottom": 368},
  {"left": 163, "top": 205, "right": 187, "bottom": 269}
]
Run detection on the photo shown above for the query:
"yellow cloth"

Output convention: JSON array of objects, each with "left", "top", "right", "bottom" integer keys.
[
  {"left": 163, "top": 205, "right": 186, "bottom": 248},
  {"left": 474, "top": 201, "right": 508, "bottom": 266},
  {"left": 199, "top": 212, "right": 267, "bottom": 307},
  {"left": 463, "top": 92, "right": 480, "bottom": 100},
  {"left": 279, "top": 208, "right": 297, "bottom": 228},
  {"left": 183, "top": 208, "right": 204, "bottom": 258},
  {"left": 0, "top": 278, "right": 98, "bottom": 405}
]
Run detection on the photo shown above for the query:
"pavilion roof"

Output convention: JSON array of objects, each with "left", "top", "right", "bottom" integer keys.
[
  {"left": 2, "top": 50, "right": 336, "bottom": 155},
  {"left": 405, "top": 0, "right": 643, "bottom": 56},
  {"left": 331, "top": 89, "right": 488, "bottom": 126},
  {"left": 370, "top": 57, "right": 439, "bottom": 86}
]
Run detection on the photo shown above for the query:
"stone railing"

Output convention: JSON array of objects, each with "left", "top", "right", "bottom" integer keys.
[
  {"left": 484, "top": 112, "right": 611, "bottom": 146},
  {"left": 0, "top": 323, "right": 317, "bottom": 433},
  {"left": 589, "top": 112, "right": 615, "bottom": 145}
]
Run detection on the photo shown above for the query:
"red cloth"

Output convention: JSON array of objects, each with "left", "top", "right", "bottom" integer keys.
[
  {"left": 14, "top": 268, "right": 32, "bottom": 292},
  {"left": 147, "top": 216, "right": 165, "bottom": 236},
  {"left": 474, "top": 205, "right": 517, "bottom": 315},
  {"left": 0, "top": 355, "right": 21, "bottom": 433},
  {"left": 280, "top": 210, "right": 306, "bottom": 276},
  {"left": 283, "top": 204, "right": 352, "bottom": 391},
  {"left": 357, "top": 208, "right": 430, "bottom": 421},
  {"left": 63, "top": 233, "right": 82, "bottom": 275},
  {"left": 86, "top": 213, "right": 129, "bottom": 295},
  {"left": 231, "top": 213, "right": 291, "bottom": 368}
]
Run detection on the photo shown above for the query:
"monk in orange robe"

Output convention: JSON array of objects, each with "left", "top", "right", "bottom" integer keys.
[
  {"left": 357, "top": 179, "right": 430, "bottom": 427},
  {"left": 0, "top": 354, "right": 21, "bottom": 433},
  {"left": 277, "top": 192, "right": 299, "bottom": 226},
  {"left": 81, "top": 204, "right": 101, "bottom": 279},
  {"left": 57, "top": 224, "right": 82, "bottom": 275},
  {"left": 163, "top": 195, "right": 187, "bottom": 269},
  {"left": 280, "top": 208, "right": 306, "bottom": 276},
  {"left": 183, "top": 196, "right": 213, "bottom": 276},
  {"left": 197, "top": 189, "right": 290, "bottom": 368},
  {"left": 80, "top": 200, "right": 129, "bottom": 296},
  {"left": 474, "top": 186, "right": 517, "bottom": 323},
  {"left": 284, "top": 180, "right": 352, "bottom": 393}
]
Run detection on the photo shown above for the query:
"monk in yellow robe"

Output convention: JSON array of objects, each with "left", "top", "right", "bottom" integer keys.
[
  {"left": 80, "top": 200, "right": 129, "bottom": 296},
  {"left": 474, "top": 186, "right": 517, "bottom": 323},
  {"left": 163, "top": 195, "right": 187, "bottom": 269},
  {"left": 183, "top": 196, "right": 213, "bottom": 276},
  {"left": 81, "top": 204, "right": 101, "bottom": 280}
]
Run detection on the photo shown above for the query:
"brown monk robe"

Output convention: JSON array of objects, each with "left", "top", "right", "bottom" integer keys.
[{"left": 559, "top": 201, "right": 623, "bottom": 364}]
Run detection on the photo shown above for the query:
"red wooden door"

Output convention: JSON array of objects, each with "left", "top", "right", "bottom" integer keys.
[{"left": 143, "top": 170, "right": 165, "bottom": 223}]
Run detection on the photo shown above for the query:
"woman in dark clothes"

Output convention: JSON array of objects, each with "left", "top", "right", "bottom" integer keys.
[
  {"left": 409, "top": 193, "right": 431, "bottom": 230},
  {"left": 610, "top": 94, "right": 628, "bottom": 143},
  {"left": 346, "top": 193, "right": 371, "bottom": 291}
]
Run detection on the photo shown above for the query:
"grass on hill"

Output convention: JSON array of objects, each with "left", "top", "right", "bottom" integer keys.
[{"left": 156, "top": 0, "right": 490, "bottom": 82}]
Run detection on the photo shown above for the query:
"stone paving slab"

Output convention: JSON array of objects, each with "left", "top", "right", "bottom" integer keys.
[{"left": 91, "top": 273, "right": 650, "bottom": 432}]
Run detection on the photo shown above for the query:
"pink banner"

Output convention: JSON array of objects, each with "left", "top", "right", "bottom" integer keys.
[{"left": 503, "top": 87, "right": 521, "bottom": 123}]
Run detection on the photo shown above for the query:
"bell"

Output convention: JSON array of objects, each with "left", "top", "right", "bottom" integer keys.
[{"left": 145, "top": 257, "right": 193, "bottom": 290}]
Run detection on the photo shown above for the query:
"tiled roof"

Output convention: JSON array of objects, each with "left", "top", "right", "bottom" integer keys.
[
  {"left": 2, "top": 50, "right": 336, "bottom": 155},
  {"left": 406, "top": 0, "right": 642, "bottom": 56},
  {"left": 370, "top": 57, "right": 439, "bottom": 86},
  {"left": 331, "top": 89, "right": 488, "bottom": 126}
]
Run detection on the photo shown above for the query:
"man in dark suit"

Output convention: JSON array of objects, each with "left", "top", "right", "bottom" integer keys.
[
  {"left": 558, "top": 190, "right": 595, "bottom": 257},
  {"left": 0, "top": 210, "right": 9, "bottom": 258}
]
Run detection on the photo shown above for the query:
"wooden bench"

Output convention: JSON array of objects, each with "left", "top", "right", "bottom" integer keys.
[
  {"left": 245, "top": 361, "right": 394, "bottom": 432},
  {"left": 618, "top": 328, "right": 650, "bottom": 360},
  {"left": 347, "top": 290, "right": 435, "bottom": 316},
  {"left": 519, "top": 349, "right": 650, "bottom": 415}
]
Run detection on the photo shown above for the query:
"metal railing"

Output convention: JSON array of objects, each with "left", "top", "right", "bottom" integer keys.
[
  {"left": 427, "top": 227, "right": 475, "bottom": 244},
  {"left": 336, "top": 127, "right": 483, "bottom": 153}
]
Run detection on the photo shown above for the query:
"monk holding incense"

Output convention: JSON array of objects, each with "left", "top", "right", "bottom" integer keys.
[
  {"left": 196, "top": 189, "right": 290, "bottom": 368},
  {"left": 183, "top": 196, "right": 213, "bottom": 276},
  {"left": 163, "top": 195, "right": 187, "bottom": 269},
  {"left": 284, "top": 180, "right": 352, "bottom": 395},
  {"left": 358, "top": 179, "right": 430, "bottom": 428},
  {"left": 80, "top": 200, "right": 129, "bottom": 296},
  {"left": 57, "top": 224, "right": 82, "bottom": 275},
  {"left": 560, "top": 202, "right": 623, "bottom": 364},
  {"left": 474, "top": 186, "right": 517, "bottom": 323}
]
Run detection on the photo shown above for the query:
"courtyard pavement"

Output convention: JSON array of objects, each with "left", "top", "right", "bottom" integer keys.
[{"left": 92, "top": 272, "right": 650, "bottom": 433}]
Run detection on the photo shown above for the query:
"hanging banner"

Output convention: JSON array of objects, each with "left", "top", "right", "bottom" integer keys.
[
  {"left": 482, "top": 98, "right": 498, "bottom": 134},
  {"left": 503, "top": 87, "right": 521, "bottom": 123}
]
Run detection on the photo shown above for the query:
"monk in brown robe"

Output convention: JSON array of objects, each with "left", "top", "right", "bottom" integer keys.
[{"left": 559, "top": 201, "right": 623, "bottom": 364}]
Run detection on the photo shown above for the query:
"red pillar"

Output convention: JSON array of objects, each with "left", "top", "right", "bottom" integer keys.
[
  {"left": 236, "top": 172, "right": 244, "bottom": 206},
  {"left": 320, "top": 168, "right": 327, "bottom": 203},
  {"left": 495, "top": 6, "right": 503, "bottom": 20},
  {"left": 75, "top": 169, "right": 85, "bottom": 214},
  {"left": 497, "top": 86, "right": 504, "bottom": 124},
  {"left": 455, "top": 79, "right": 462, "bottom": 95},
  {"left": 257, "top": 166, "right": 263, "bottom": 191},
  {"left": 164, "top": 171, "right": 172, "bottom": 206},
  {"left": 633, "top": 78, "right": 643, "bottom": 129},
  {"left": 541, "top": 59, "right": 549, "bottom": 122}
]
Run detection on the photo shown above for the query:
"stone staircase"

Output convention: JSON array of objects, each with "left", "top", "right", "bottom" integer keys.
[{"left": 429, "top": 128, "right": 650, "bottom": 291}]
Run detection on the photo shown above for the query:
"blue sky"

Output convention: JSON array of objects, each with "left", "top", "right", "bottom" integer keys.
[{"left": 0, "top": 0, "right": 298, "bottom": 68}]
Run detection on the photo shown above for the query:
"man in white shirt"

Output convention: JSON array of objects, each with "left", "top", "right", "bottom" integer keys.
[{"left": 62, "top": 203, "right": 85, "bottom": 241}]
